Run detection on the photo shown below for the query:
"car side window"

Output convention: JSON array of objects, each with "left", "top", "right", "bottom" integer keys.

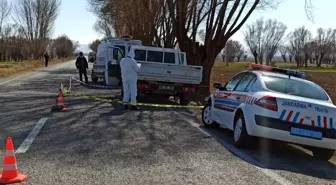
[
  {"left": 234, "top": 74, "right": 256, "bottom": 92},
  {"left": 224, "top": 73, "right": 246, "bottom": 91},
  {"left": 244, "top": 76, "right": 258, "bottom": 92}
]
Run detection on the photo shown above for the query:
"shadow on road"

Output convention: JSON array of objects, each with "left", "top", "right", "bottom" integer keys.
[{"left": 199, "top": 125, "right": 336, "bottom": 180}]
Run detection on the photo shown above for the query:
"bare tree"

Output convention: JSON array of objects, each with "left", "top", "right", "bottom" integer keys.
[
  {"left": 286, "top": 45, "right": 295, "bottom": 63},
  {"left": 263, "top": 19, "right": 287, "bottom": 65},
  {"left": 52, "top": 35, "right": 78, "bottom": 58},
  {"left": 287, "top": 26, "right": 312, "bottom": 67},
  {"left": 237, "top": 49, "right": 245, "bottom": 62},
  {"left": 244, "top": 18, "right": 286, "bottom": 65},
  {"left": 88, "top": 0, "right": 165, "bottom": 46},
  {"left": 314, "top": 28, "right": 335, "bottom": 67},
  {"left": 93, "top": 14, "right": 114, "bottom": 38},
  {"left": 0, "top": 0, "right": 11, "bottom": 35},
  {"left": 13, "top": 0, "right": 61, "bottom": 59},
  {"left": 278, "top": 46, "right": 287, "bottom": 62},
  {"left": 222, "top": 40, "right": 244, "bottom": 66},
  {"left": 198, "top": 29, "right": 205, "bottom": 43},
  {"left": 244, "top": 18, "right": 264, "bottom": 64},
  {"left": 89, "top": 39, "right": 101, "bottom": 53}
]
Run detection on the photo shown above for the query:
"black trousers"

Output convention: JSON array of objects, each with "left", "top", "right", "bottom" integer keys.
[
  {"left": 79, "top": 69, "right": 88, "bottom": 83},
  {"left": 45, "top": 59, "right": 48, "bottom": 67}
]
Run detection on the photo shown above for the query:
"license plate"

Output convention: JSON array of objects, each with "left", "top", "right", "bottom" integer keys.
[
  {"left": 290, "top": 127, "right": 322, "bottom": 140},
  {"left": 159, "top": 86, "right": 174, "bottom": 90}
]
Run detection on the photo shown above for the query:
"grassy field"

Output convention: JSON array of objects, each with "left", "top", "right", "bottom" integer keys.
[
  {"left": 211, "top": 61, "right": 336, "bottom": 103},
  {"left": 0, "top": 58, "right": 73, "bottom": 78}
]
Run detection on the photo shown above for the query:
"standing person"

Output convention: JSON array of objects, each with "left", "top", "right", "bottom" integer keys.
[
  {"left": 44, "top": 52, "right": 49, "bottom": 67},
  {"left": 75, "top": 52, "right": 89, "bottom": 84},
  {"left": 120, "top": 49, "right": 140, "bottom": 110}
]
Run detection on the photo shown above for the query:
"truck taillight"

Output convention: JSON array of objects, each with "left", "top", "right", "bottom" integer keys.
[
  {"left": 138, "top": 84, "right": 149, "bottom": 89},
  {"left": 182, "top": 87, "right": 195, "bottom": 92},
  {"left": 255, "top": 95, "right": 278, "bottom": 111}
]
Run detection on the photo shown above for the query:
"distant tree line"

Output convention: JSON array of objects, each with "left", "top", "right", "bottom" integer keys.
[
  {"left": 221, "top": 17, "right": 336, "bottom": 68},
  {"left": 0, "top": 0, "right": 78, "bottom": 62}
]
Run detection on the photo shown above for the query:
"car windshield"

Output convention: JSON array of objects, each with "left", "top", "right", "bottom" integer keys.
[{"left": 262, "top": 75, "right": 329, "bottom": 101}]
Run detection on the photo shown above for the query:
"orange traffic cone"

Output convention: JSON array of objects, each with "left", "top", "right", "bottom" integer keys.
[
  {"left": 57, "top": 90, "right": 64, "bottom": 107},
  {"left": 0, "top": 137, "right": 27, "bottom": 184},
  {"left": 58, "top": 90, "right": 68, "bottom": 112},
  {"left": 51, "top": 89, "right": 68, "bottom": 112}
]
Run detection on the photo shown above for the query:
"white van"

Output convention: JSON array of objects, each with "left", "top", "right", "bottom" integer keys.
[{"left": 91, "top": 36, "right": 142, "bottom": 85}]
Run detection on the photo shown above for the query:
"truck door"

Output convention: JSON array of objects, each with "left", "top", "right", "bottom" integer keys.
[{"left": 108, "top": 46, "right": 124, "bottom": 80}]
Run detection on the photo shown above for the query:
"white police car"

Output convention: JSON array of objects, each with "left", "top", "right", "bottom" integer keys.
[{"left": 202, "top": 63, "right": 336, "bottom": 160}]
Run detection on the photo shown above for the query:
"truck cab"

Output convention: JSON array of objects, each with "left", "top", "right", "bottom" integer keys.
[{"left": 91, "top": 35, "right": 142, "bottom": 85}]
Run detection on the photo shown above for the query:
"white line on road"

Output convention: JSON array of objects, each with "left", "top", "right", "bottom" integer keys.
[
  {"left": 0, "top": 73, "right": 31, "bottom": 86},
  {"left": 171, "top": 110, "right": 293, "bottom": 185},
  {"left": 16, "top": 117, "right": 49, "bottom": 154}
]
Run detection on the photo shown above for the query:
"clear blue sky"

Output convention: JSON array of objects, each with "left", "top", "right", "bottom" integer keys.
[{"left": 54, "top": 0, "right": 335, "bottom": 46}]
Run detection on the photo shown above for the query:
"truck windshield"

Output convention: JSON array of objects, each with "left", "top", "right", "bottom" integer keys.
[
  {"left": 115, "top": 45, "right": 125, "bottom": 56},
  {"left": 263, "top": 75, "right": 329, "bottom": 101}
]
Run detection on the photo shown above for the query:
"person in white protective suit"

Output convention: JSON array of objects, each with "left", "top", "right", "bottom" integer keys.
[{"left": 120, "top": 49, "right": 141, "bottom": 110}]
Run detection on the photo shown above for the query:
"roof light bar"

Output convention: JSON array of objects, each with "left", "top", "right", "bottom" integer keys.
[
  {"left": 248, "top": 63, "right": 306, "bottom": 78},
  {"left": 119, "top": 34, "right": 133, "bottom": 39}
]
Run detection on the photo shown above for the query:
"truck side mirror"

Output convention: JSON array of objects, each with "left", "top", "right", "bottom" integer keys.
[{"left": 213, "top": 83, "right": 222, "bottom": 89}]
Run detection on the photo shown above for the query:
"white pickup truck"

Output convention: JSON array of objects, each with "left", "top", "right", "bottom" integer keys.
[
  {"left": 132, "top": 46, "right": 203, "bottom": 105},
  {"left": 91, "top": 36, "right": 203, "bottom": 105}
]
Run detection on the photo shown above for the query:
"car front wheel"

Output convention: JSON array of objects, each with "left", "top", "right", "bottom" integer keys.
[{"left": 202, "top": 103, "right": 218, "bottom": 128}]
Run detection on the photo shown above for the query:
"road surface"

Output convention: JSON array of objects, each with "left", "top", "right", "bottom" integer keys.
[{"left": 0, "top": 60, "right": 335, "bottom": 185}]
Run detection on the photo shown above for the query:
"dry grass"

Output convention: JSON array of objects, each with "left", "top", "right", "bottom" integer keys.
[
  {"left": 0, "top": 58, "right": 73, "bottom": 78},
  {"left": 214, "top": 61, "right": 336, "bottom": 73}
]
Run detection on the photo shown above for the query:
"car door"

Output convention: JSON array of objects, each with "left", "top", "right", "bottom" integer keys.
[
  {"left": 108, "top": 47, "right": 124, "bottom": 80},
  {"left": 226, "top": 73, "right": 258, "bottom": 128},
  {"left": 212, "top": 72, "right": 247, "bottom": 127}
]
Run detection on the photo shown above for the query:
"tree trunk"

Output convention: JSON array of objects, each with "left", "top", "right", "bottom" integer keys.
[
  {"left": 201, "top": 57, "right": 216, "bottom": 86},
  {"left": 253, "top": 55, "right": 257, "bottom": 64}
]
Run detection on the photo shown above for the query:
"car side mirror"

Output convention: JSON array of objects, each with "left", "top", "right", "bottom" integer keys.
[{"left": 213, "top": 83, "right": 222, "bottom": 89}]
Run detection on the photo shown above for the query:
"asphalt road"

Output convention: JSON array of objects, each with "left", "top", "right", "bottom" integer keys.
[{"left": 0, "top": 60, "right": 335, "bottom": 185}]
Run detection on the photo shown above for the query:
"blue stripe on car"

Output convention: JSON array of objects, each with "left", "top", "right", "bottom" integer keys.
[
  {"left": 279, "top": 110, "right": 286, "bottom": 120},
  {"left": 317, "top": 115, "right": 321, "bottom": 127},
  {"left": 292, "top": 112, "right": 300, "bottom": 123},
  {"left": 214, "top": 99, "right": 241, "bottom": 107},
  {"left": 330, "top": 118, "right": 333, "bottom": 129}
]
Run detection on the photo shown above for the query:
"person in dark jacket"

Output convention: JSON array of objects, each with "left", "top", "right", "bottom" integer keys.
[
  {"left": 44, "top": 52, "right": 49, "bottom": 67},
  {"left": 75, "top": 52, "right": 89, "bottom": 84}
]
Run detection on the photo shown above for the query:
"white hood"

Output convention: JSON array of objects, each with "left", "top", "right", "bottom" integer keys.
[{"left": 128, "top": 49, "right": 135, "bottom": 59}]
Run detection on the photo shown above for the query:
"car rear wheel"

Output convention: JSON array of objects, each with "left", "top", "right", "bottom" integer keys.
[
  {"left": 202, "top": 103, "right": 218, "bottom": 128},
  {"left": 233, "top": 113, "right": 251, "bottom": 148},
  {"left": 311, "top": 147, "right": 334, "bottom": 161}
]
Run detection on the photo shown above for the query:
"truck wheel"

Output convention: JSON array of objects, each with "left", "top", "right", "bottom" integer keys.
[
  {"left": 179, "top": 94, "right": 189, "bottom": 105},
  {"left": 311, "top": 148, "right": 334, "bottom": 161},
  {"left": 91, "top": 70, "right": 98, "bottom": 83},
  {"left": 103, "top": 72, "right": 107, "bottom": 86}
]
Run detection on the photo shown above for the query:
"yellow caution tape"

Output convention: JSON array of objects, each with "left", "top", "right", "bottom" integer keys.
[
  {"left": 62, "top": 90, "right": 203, "bottom": 109},
  {"left": 83, "top": 94, "right": 203, "bottom": 109}
]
